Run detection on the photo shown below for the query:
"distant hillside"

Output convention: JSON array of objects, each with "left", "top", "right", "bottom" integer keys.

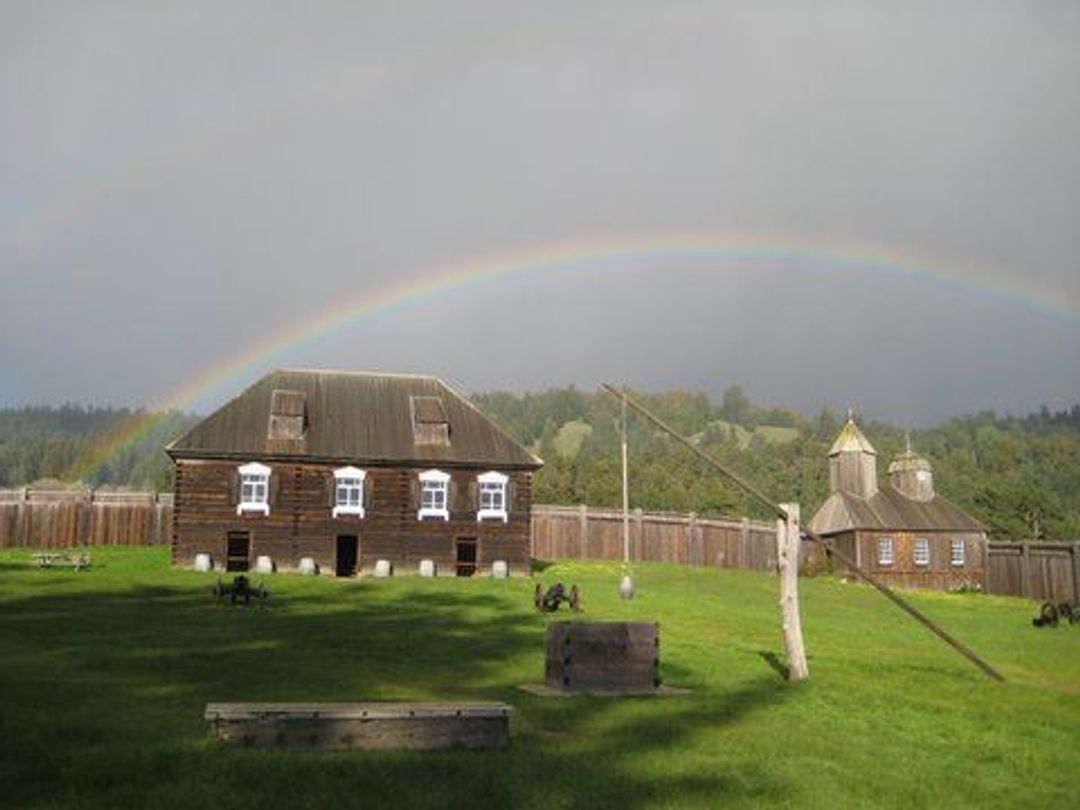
[{"left": 472, "top": 387, "right": 1080, "bottom": 541}]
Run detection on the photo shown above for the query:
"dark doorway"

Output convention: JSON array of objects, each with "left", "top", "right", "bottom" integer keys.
[
  {"left": 336, "top": 535, "right": 359, "bottom": 577},
  {"left": 455, "top": 538, "right": 477, "bottom": 577},
  {"left": 226, "top": 531, "right": 251, "bottom": 572}
]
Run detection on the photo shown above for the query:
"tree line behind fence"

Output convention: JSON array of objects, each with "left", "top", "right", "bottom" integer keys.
[{"left": 0, "top": 489, "right": 1075, "bottom": 602}]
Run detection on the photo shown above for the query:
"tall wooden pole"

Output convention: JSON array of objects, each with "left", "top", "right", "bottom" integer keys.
[
  {"left": 622, "top": 395, "right": 630, "bottom": 566},
  {"left": 619, "top": 394, "right": 634, "bottom": 599},
  {"left": 777, "top": 503, "right": 809, "bottom": 681}
]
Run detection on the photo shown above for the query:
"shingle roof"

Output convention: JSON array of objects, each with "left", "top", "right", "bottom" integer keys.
[
  {"left": 167, "top": 369, "right": 543, "bottom": 469},
  {"left": 886, "top": 449, "right": 932, "bottom": 474},
  {"left": 809, "top": 485, "right": 984, "bottom": 535}
]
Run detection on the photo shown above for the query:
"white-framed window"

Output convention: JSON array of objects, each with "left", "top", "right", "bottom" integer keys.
[
  {"left": 333, "top": 466, "right": 366, "bottom": 518},
  {"left": 877, "top": 537, "right": 894, "bottom": 566},
  {"left": 477, "top": 471, "right": 509, "bottom": 523},
  {"left": 914, "top": 538, "right": 930, "bottom": 567},
  {"left": 237, "top": 462, "right": 271, "bottom": 515},
  {"left": 951, "top": 539, "right": 966, "bottom": 567},
  {"left": 418, "top": 469, "right": 450, "bottom": 521}
]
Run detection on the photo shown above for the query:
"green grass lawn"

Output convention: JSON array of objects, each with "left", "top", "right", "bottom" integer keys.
[{"left": 1, "top": 548, "right": 1077, "bottom": 809}]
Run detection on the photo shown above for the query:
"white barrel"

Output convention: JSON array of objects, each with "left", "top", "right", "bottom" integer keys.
[
  {"left": 254, "top": 555, "right": 274, "bottom": 574},
  {"left": 194, "top": 553, "right": 213, "bottom": 572},
  {"left": 491, "top": 560, "right": 509, "bottom": 579},
  {"left": 298, "top": 557, "right": 318, "bottom": 575},
  {"left": 419, "top": 559, "right": 436, "bottom": 577},
  {"left": 373, "top": 559, "right": 392, "bottom": 578}
]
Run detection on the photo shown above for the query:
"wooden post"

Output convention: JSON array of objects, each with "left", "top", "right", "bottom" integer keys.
[
  {"left": 578, "top": 504, "right": 588, "bottom": 560},
  {"left": 634, "top": 508, "right": 644, "bottom": 561},
  {"left": 152, "top": 493, "right": 163, "bottom": 547},
  {"left": 688, "top": 512, "right": 698, "bottom": 566},
  {"left": 15, "top": 488, "right": 29, "bottom": 549},
  {"left": 1020, "top": 541, "right": 1031, "bottom": 599},
  {"left": 777, "top": 503, "right": 809, "bottom": 681},
  {"left": 1071, "top": 543, "right": 1080, "bottom": 604}
]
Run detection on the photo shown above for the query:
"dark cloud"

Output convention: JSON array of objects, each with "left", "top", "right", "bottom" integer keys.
[{"left": 2, "top": 1, "right": 1078, "bottom": 422}]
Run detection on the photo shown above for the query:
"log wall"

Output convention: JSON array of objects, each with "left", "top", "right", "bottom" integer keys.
[{"left": 173, "top": 459, "right": 534, "bottom": 575}]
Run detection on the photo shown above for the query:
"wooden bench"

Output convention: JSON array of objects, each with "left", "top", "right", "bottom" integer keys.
[
  {"left": 204, "top": 702, "right": 513, "bottom": 750},
  {"left": 36, "top": 553, "right": 92, "bottom": 571}
]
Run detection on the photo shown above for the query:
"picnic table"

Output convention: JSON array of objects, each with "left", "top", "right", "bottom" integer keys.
[{"left": 36, "top": 553, "right": 92, "bottom": 571}]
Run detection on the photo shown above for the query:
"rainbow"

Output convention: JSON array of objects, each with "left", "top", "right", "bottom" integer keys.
[{"left": 65, "top": 231, "right": 1079, "bottom": 482}]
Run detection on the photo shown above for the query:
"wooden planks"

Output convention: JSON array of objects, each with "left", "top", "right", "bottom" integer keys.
[
  {"left": 986, "top": 541, "right": 1079, "bottom": 603},
  {"left": 531, "top": 505, "right": 776, "bottom": 573},
  {"left": 0, "top": 489, "right": 172, "bottom": 549},
  {"left": 545, "top": 621, "right": 660, "bottom": 693},
  {"left": 205, "top": 702, "right": 513, "bottom": 750}
]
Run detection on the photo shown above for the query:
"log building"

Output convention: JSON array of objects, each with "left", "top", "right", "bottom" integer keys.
[
  {"left": 167, "top": 369, "right": 542, "bottom": 577},
  {"left": 808, "top": 417, "right": 987, "bottom": 590}
]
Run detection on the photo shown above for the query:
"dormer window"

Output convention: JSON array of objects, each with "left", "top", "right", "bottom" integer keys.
[
  {"left": 418, "top": 469, "right": 450, "bottom": 521},
  {"left": 477, "top": 471, "right": 509, "bottom": 523},
  {"left": 412, "top": 396, "right": 450, "bottom": 446},
  {"left": 333, "top": 467, "right": 366, "bottom": 518},
  {"left": 237, "top": 462, "right": 271, "bottom": 515},
  {"left": 268, "top": 389, "right": 306, "bottom": 440}
]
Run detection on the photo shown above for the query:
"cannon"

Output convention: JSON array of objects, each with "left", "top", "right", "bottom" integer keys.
[
  {"left": 533, "top": 581, "right": 581, "bottom": 613},
  {"left": 1032, "top": 601, "right": 1079, "bottom": 628},
  {"left": 212, "top": 575, "right": 268, "bottom": 605}
]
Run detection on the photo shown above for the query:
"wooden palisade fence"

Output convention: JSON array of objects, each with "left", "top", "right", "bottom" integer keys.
[
  {"left": 1, "top": 488, "right": 1076, "bottom": 603},
  {"left": 986, "top": 541, "right": 1080, "bottom": 604},
  {"left": 0, "top": 488, "right": 174, "bottom": 548},
  {"left": 531, "top": 504, "right": 778, "bottom": 572}
]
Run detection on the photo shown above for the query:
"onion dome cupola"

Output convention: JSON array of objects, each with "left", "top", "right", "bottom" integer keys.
[
  {"left": 828, "top": 411, "right": 878, "bottom": 499},
  {"left": 887, "top": 434, "right": 934, "bottom": 502}
]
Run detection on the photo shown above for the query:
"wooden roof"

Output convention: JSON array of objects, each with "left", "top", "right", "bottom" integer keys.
[
  {"left": 809, "top": 485, "right": 984, "bottom": 535},
  {"left": 828, "top": 418, "right": 877, "bottom": 456},
  {"left": 167, "top": 369, "right": 543, "bottom": 469}
]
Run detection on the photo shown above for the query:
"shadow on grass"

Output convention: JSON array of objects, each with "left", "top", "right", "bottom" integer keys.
[
  {"left": 758, "top": 650, "right": 790, "bottom": 681},
  {"left": 0, "top": 570, "right": 792, "bottom": 809}
]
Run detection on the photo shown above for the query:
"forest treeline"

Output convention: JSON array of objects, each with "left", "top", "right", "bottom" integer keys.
[
  {"left": 471, "top": 387, "right": 1080, "bottom": 541},
  {"left": 0, "top": 389, "right": 1077, "bottom": 540},
  {"left": 0, "top": 406, "right": 197, "bottom": 492}
]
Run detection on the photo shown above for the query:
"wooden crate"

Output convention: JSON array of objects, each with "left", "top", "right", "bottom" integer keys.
[
  {"left": 545, "top": 621, "right": 660, "bottom": 692},
  {"left": 204, "top": 702, "right": 513, "bottom": 750}
]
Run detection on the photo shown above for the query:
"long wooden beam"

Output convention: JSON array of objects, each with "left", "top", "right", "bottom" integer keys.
[{"left": 601, "top": 384, "right": 1005, "bottom": 682}]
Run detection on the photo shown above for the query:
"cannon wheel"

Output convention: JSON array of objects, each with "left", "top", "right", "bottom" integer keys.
[{"left": 1034, "top": 601, "right": 1060, "bottom": 628}]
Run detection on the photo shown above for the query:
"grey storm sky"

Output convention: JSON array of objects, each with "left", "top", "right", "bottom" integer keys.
[{"left": 1, "top": 1, "right": 1078, "bottom": 424}]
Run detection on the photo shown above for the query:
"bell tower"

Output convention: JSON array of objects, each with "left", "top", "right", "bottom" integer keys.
[
  {"left": 887, "top": 434, "right": 935, "bottom": 501},
  {"left": 828, "top": 410, "right": 878, "bottom": 499}
]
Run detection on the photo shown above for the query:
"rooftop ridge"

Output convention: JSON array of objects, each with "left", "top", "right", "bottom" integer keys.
[{"left": 274, "top": 368, "right": 442, "bottom": 382}]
